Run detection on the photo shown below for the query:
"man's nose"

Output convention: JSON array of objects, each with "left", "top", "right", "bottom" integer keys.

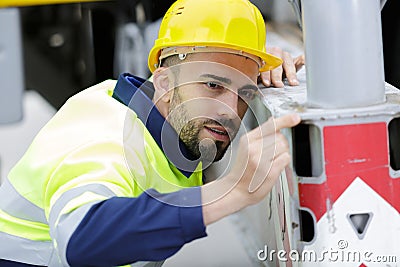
[{"left": 216, "top": 90, "right": 239, "bottom": 119}]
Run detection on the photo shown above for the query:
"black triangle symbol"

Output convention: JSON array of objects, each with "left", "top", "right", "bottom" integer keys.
[{"left": 349, "top": 213, "right": 372, "bottom": 239}]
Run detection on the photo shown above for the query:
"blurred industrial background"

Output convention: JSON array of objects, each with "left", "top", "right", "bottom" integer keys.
[{"left": 16, "top": 0, "right": 399, "bottom": 110}]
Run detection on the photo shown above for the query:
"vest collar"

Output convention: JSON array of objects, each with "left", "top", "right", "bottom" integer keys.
[{"left": 112, "top": 73, "right": 201, "bottom": 178}]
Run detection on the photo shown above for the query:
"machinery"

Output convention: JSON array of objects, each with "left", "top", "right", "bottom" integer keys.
[
  {"left": 263, "top": 0, "right": 400, "bottom": 265},
  {"left": 0, "top": 0, "right": 103, "bottom": 124}
]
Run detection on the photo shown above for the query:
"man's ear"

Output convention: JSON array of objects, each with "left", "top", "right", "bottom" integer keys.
[{"left": 153, "top": 67, "right": 172, "bottom": 104}]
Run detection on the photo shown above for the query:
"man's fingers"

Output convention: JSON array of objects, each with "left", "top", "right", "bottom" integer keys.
[
  {"left": 247, "top": 151, "right": 291, "bottom": 193},
  {"left": 266, "top": 46, "right": 284, "bottom": 88},
  {"left": 294, "top": 54, "right": 305, "bottom": 72},
  {"left": 260, "top": 71, "right": 271, "bottom": 87},
  {"left": 282, "top": 52, "right": 299, "bottom": 86},
  {"left": 263, "top": 47, "right": 305, "bottom": 88},
  {"left": 247, "top": 113, "right": 301, "bottom": 140},
  {"left": 273, "top": 113, "right": 301, "bottom": 132},
  {"left": 260, "top": 114, "right": 301, "bottom": 137},
  {"left": 270, "top": 66, "right": 284, "bottom": 88}
]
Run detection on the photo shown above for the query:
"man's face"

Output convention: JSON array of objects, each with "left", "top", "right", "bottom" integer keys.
[{"left": 165, "top": 53, "right": 259, "bottom": 163}]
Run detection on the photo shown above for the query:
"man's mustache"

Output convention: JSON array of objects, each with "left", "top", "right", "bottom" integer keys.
[{"left": 200, "top": 118, "right": 239, "bottom": 137}]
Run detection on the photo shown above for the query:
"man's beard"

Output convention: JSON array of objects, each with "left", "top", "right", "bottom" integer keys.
[
  {"left": 168, "top": 94, "right": 238, "bottom": 163},
  {"left": 178, "top": 118, "right": 230, "bottom": 162}
]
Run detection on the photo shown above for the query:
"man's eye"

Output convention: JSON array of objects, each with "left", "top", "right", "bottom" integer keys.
[
  {"left": 239, "top": 90, "right": 256, "bottom": 101},
  {"left": 206, "top": 82, "right": 224, "bottom": 90}
]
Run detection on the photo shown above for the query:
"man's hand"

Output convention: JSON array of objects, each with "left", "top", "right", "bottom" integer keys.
[
  {"left": 260, "top": 47, "right": 305, "bottom": 88},
  {"left": 201, "top": 113, "right": 301, "bottom": 225}
]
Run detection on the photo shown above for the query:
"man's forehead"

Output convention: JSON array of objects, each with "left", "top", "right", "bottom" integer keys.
[
  {"left": 160, "top": 46, "right": 261, "bottom": 73},
  {"left": 173, "top": 58, "right": 258, "bottom": 87},
  {"left": 187, "top": 52, "right": 259, "bottom": 73}
]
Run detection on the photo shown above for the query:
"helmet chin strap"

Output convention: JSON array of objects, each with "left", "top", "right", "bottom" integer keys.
[{"left": 158, "top": 46, "right": 265, "bottom": 71}]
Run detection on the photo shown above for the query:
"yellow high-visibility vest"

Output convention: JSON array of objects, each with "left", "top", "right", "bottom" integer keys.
[{"left": 0, "top": 79, "right": 203, "bottom": 266}]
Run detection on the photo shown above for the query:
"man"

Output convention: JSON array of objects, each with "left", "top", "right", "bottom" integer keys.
[{"left": 0, "top": 0, "right": 302, "bottom": 266}]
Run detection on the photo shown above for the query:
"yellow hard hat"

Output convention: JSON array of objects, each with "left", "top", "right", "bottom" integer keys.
[{"left": 148, "top": 0, "right": 283, "bottom": 73}]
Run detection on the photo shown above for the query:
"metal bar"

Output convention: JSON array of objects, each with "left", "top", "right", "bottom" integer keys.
[{"left": 301, "top": 0, "right": 386, "bottom": 108}]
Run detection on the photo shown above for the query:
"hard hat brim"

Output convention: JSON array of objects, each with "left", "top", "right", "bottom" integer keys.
[
  {"left": 148, "top": 44, "right": 283, "bottom": 73},
  {"left": 248, "top": 48, "right": 284, "bottom": 72}
]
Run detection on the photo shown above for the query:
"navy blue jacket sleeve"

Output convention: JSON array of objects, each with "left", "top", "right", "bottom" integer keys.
[{"left": 66, "top": 187, "right": 207, "bottom": 267}]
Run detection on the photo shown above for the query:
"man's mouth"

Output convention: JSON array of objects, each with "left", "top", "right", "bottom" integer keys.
[{"left": 204, "top": 125, "right": 231, "bottom": 141}]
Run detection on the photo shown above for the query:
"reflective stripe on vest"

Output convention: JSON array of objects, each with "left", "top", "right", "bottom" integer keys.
[
  {"left": 52, "top": 202, "right": 102, "bottom": 266},
  {"left": 48, "top": 183, "right": 116, "bottom": 227},
  {"left": 0, "top": 231, "right": 53, "bottom": 266},
  {"left": 0, "top": 179, "right": 47, "bottom": 224},
  {"left": 48, "top": 184, "right": 116, "bottom": 266}
]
